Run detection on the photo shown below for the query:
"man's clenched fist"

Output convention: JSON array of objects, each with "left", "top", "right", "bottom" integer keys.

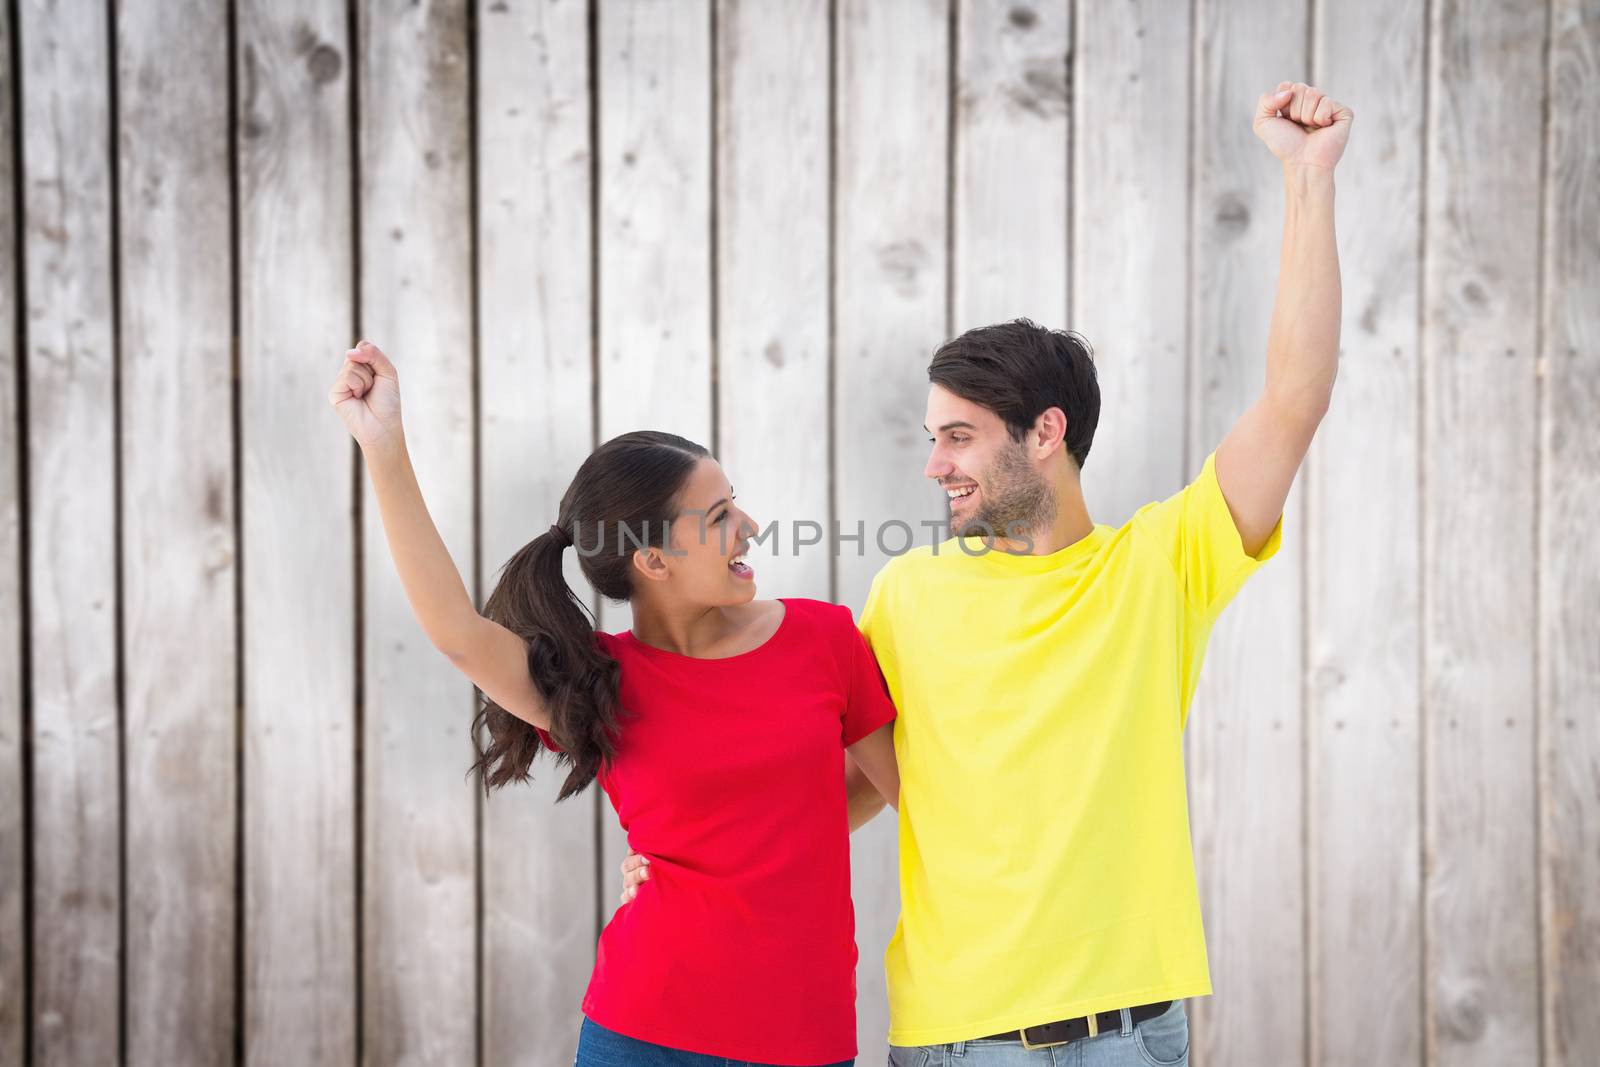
[{"left": 1253, "top": 82, "right": 1353, "bottom": 171}]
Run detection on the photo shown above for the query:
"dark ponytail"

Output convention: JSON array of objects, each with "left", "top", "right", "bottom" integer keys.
[{"left": 469, "top": 430, "right": 711, "bottom": 799}]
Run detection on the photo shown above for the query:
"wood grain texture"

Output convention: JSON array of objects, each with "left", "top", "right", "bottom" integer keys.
[
  {"left": 950, "top": 0, "right": 1068, "bottom": 332},
  {"left": 1185, "top": 1, "right": 1309, "bottom": 1064},
  {"left": 1540, "top": 2, "right": 1600, "bottom": 1064},
  {"left": 236, "top": 0, "right": 358, "bottom": 1061},
  {"left": 1, "top": 4, "right": 1594, "bottom": 1064},
  {"left": 596, "top": 0, "right": 712, "bottom": 448},
  {"left": 1307, "top": 2, "right": 1428, "bottom": 1064},
  {"left": 0, "top": 1, "right": 22, "bottom": 1062},
  {"left": 1422, "top": 2, "right": 1545, "bottom": 1064},
  {"left": 114, "top": 0, "right": 237, "bottom": 1060},
  {"left": 1073, "top": 0, "right": 1190, "bottom": 526},
  {"left": 714, "top": 0, "right": 831, "bottom": 601},
  {"left": 18, "top": 0, "right": 122, "bottom": 1061},
  {"left": 593, "top": 0, "right": 714, "bottom": 908},
  {"left": 356, "top": 1, "right": 477, "bottom": 1063},
  {"left": 475, "top": 0, "right": 597, "bottom": 1061},
  {"left": 834, "top": 0, "right": 951, "bottom": 1056}
]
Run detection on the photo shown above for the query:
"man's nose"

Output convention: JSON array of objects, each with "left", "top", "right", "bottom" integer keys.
[{"left": 925, "top": 447, "right": 953, "bottom": 480}]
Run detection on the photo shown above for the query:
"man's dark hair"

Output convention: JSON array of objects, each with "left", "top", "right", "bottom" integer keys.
[{"left": 927, "top": 318, "right": 1100, "bottom": 469}]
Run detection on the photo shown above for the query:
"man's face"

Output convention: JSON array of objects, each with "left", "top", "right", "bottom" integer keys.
[{"left": 923, "top": 384, "right": 1053, "bottom": 539}]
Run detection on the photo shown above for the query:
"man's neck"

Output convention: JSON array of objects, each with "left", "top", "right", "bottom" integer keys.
[{"left": 990, "top": 476, "right": 1095, "bottom": 556}]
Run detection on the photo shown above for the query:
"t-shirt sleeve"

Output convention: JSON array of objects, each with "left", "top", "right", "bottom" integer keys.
[
  {"left": 534, "top": 725, "right": 562, "bottom": 753},
  {"left": 839, "top": 607, "right": 898, "bottom": 747},
  {"left": 1132, "top": 449, "right": 1283, "bottom": 623}
]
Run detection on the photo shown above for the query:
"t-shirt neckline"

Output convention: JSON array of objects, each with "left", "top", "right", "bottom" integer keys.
[
  {"left": 619, "top": 598, "right": 792, "bottom": 663},
  {"left": 960, "top": 524, "right": 1110, "bottom": 572}
]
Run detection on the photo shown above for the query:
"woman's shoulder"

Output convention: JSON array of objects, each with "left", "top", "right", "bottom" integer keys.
[
  {"left": 777, "top": 596, "right": 852, "bottom": 623},
  {"left": 776, "top": 597, "right": 861, "bottom": 646}
]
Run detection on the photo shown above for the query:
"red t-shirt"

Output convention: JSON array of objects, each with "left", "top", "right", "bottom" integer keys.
[{"left": 535, "top": 597, "right": 897, "bottom": 1065}]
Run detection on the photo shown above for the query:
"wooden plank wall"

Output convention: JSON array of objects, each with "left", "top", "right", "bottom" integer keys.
[
  {"left": 1310, "top": 0, "right": 1426, "bottom": 1064},
  {"left": 475, "top": 1, "right": 596, "bottom": 1064},
  {"left": 1188, "top": 5, "right": 1310, "bottom": 1061},
  {"left": 1541, "top": 7, "right": 1600, "bottom": 1066},
  {"left": 2, "top": 2, "right": 1596, "bottom": 1066},
  {"left": 116, "top": 1, "right": 238, "bottom": 1063},
  {"left": 18, "top": 2, "right": 122, "bottom": 1065},
  {"left": 237, "top": 0, "right": 359, "bottom": 1061},
  {"left": 0, "top": 2, "right": 19, "bottom": 1064}
]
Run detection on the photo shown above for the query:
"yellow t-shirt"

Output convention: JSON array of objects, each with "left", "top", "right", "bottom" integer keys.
[{"left": 859, "top": 451, "right": 1281, "bottom": 1046}]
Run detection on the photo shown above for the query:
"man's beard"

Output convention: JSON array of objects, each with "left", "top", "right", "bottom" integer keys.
[{"left": 956, "top": 438, "right": 1056, "bottom": 541}]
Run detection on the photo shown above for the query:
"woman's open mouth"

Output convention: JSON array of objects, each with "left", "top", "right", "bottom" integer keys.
[{"left": 729, "top": 553, "right": 754, "bottom": 580}]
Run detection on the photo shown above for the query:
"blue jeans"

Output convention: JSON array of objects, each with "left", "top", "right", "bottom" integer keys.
[
  {"left": 575, "top": 1015, "right": 856, "bottom": 1067},
  {"left": 885, "top": 1000, "right": 1189, "bottom": 1067}
]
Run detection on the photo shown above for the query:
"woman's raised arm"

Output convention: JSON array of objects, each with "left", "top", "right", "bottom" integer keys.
[{"left": 329, "top": 341, "right": 552, "bottom": 731}]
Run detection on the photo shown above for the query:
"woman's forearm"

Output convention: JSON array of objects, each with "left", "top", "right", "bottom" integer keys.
[
  {"left": 845, "top": 756, "right": 890, "bottom": 832},
  {"left": 363, "top": 436, "right": 481, "bottom": 658}
]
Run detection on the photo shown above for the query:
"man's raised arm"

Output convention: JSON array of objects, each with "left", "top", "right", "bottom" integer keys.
[{"left": 1215, "top": 81, "right": 1353, "bottom": 556}]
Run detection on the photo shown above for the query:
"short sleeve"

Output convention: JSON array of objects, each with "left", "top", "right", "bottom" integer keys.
[
  {"left": 840, "top": 611, "right": 898, "bottom": 747},
  {"left": 1132, "top": 450, "right": 1282, "bottom": 622}
]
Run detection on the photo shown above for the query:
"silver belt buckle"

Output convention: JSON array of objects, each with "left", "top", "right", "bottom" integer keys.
[
  {"left": 1019, "top": 1027, "right": 1066, "bottom": 1051},
  {"left": 1019, "top": 1012, "right": 1097, "bottom": 1050}
]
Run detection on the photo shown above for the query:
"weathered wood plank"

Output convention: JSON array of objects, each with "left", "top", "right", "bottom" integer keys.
[
  {"left": 1307, "top": 2, "right": 1428, "bottom": 1064},
  {"left": 594, "top": 0, "right": 714, "bottom": 910},
  {"left": 1073, "top": 0, "right": 1190, "bottom": 526},
  {"left": 475, "top": 0, "right": 597, "bottom": 1061},
  {"left": 17, "top": 0, "right": 122, "bottom": 1061},
  {"left": 114, "top": 0, "right": 237, "bottom": 1060},
  {"left": 1540, "top": 3, "right": 1600, "bottom": 1064},
  {"left": 1186, "top": 1, "right": 1309, "bottom": 1063},
  {"left": 714, "top": 0, "right": 831, "bottom": 601},
  {"left": 834, "top": 0, "right": 950, "bottom": 1057},
  {"left": 0, "top": 1, "right": 23, "bottom": 1062},
  {"left": 951, "top": 0, "right": 1068, "bottom": 332},
  {"left": 236, "top": 0, "right": 358, "bottom": 1061},
  {"left": 596, "top": 0, "right": 712, "bottom": 449},
  {"left": 1421, "top": 2, "right": 1545, "bottom": 1064},
  {"left": 356, "top": 1, "right": 477, "bottom": 1063}
]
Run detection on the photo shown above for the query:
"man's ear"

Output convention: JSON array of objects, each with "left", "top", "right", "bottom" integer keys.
[
  {"left": 632, "top": 546, "right": 672, "bottom": 584},
  {"left": 1032, "top": 406, "right": 1069, "bottom": 458}
]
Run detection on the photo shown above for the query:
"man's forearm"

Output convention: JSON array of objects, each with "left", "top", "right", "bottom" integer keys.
[{"left": 1264, "top": 165, "right": 1340, "bottom": 422}]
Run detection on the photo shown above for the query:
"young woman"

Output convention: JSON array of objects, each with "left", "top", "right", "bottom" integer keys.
[{"left": 328, "top": 340, "right": 900, "bottom": 1067}]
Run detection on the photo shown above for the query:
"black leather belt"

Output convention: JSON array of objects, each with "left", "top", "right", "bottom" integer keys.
[{"left": 975, "top": 1000, "right": 1173, "bottom": 1050}]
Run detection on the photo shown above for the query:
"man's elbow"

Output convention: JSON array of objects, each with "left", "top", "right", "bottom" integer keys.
[{"left": 1264, "top": 381, "right": 1333, "bottom": 438}]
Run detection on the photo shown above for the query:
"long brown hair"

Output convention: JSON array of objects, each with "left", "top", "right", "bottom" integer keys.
[{"left": 469, "top": 430, "right": 710, "bottom": 799}]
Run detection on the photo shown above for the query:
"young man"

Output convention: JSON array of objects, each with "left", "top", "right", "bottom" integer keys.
[
  {"left": 866, "top": 80, "right": 1346, "bottom": 1066},
  {"left": 624, "top": 81, "right": 1350, "bottom": 1065}
]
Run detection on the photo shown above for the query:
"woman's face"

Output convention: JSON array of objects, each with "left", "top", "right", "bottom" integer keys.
[{"left": 641, "top": 457, "right": 760, "bottom": 607}]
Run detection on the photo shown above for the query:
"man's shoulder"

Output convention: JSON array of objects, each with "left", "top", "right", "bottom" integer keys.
[
  {"left": 869, "top": 541, "right": 947, "bottom": 586},
  {"left": 887, "top": 539, "right": 964, "bottom": 570}
]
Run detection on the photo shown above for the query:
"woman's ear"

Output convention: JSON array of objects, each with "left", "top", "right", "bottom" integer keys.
[{"left": 632, "top": 546, "right": 672, "bottom": 584}]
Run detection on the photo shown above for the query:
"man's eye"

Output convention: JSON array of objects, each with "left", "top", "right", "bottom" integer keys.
[{"left": 951, "top": 436, "right": 968, "bottom": 444}]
